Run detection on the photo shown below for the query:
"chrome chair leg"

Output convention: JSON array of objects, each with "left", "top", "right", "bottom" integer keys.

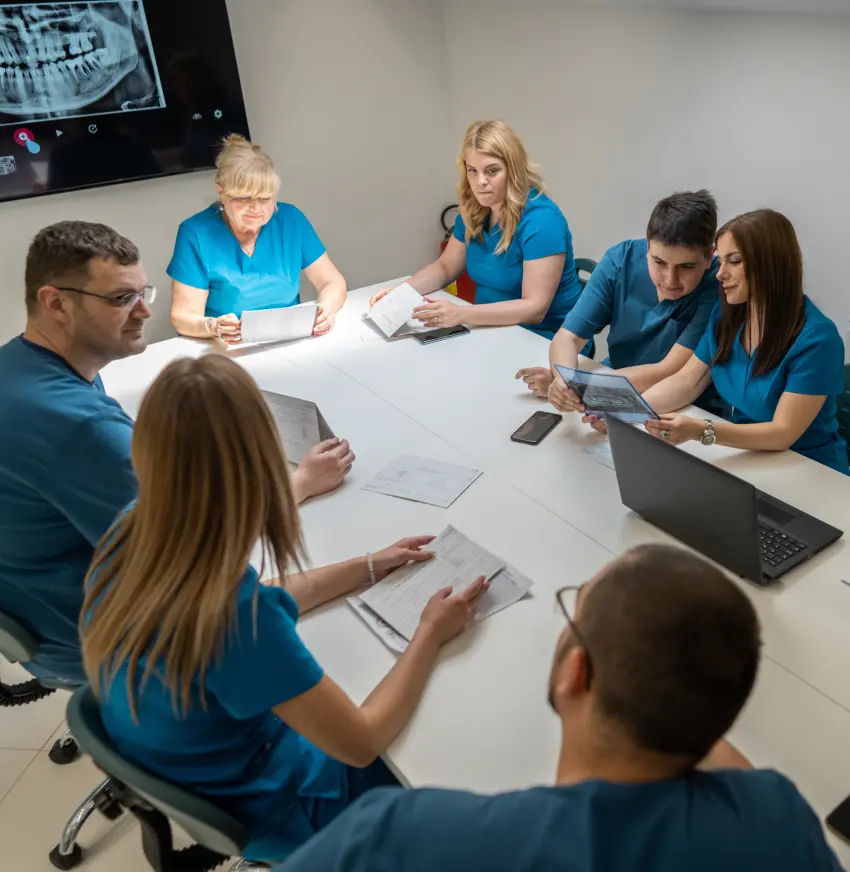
[
  {"left": 229, "top": 859, "right": 270, "bottom": 872},
  {"left": 49, "top": 779, "right": 111, "bottom": 870}
]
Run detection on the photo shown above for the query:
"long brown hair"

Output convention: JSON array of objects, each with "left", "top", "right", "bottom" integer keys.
[
  {"left": 81, "top": 355, "right": 304, "bottom": 720},
  {"left": 456, "top": 120, "right": 545, "bottom": 255},
  {"left": 713, "top": 209, "right": 806, "bottom": 377}
]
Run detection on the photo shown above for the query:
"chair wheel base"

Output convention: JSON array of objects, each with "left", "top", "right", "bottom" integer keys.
[
  {"left": 48, "top": 738, "right": 80, "bottom": 766},
  {"left": 49, "top": 843, "right": 82, "bottom": 870}
]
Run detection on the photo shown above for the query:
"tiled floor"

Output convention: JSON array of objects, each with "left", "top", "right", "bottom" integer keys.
[{"left": 0, "top": 658, "right": 197, "bottom": 872}]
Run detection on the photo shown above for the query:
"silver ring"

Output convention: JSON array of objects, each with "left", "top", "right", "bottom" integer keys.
[{"left": 661, "top": 429, "right": 670, "bottom": 439}]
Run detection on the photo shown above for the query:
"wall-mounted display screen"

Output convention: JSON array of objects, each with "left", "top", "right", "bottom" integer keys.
[{"left": 0, "top": 0, "right": 250, "bottom": 202}]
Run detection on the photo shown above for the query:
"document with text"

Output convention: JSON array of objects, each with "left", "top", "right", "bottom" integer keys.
[
  {"left": 241, "top": 302, "right": 318, "bottom": 344},
  {"left": 261, "top": 391, "right": 334, "bottom": 463},
  {"left": 367, "top": 282, "right": 425, "bottom": 338},
  {"left": 363, "top": 455, "right": 482, "bottom": 508}
]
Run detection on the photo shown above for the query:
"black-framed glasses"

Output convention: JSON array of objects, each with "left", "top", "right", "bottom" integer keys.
[
  {"left": 555, "top": 584, "right": 594, "bottom": 687},
  {"left": 56, "top": 285, "right": 157, "bottom": 309}
]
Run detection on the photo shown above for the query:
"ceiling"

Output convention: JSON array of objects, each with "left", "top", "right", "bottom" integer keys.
[{"left": 441, "top": 0, "right": 850, "bottom": 15}]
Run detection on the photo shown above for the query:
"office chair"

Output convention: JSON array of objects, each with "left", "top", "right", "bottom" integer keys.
[
  {"left": 66, "top": 685, "right": 268, "bottom": 872},
  {"left": 837, "top": 364, "right": 850, "bottom": 465},
  {"left": 575, "top": 257, "right": 598, "bottom": 360}
]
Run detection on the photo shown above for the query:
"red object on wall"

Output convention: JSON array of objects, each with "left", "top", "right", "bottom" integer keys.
[{"left": 440, "top": 205, "right": 476, "bottom": 303}]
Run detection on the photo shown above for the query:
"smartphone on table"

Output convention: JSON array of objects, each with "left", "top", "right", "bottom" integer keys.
[
  {"left": 511, "top": 411, "right": 562, "bottom": 445},
  {"left": 414, "top": 325, "right": 470, "bottom": 345}
]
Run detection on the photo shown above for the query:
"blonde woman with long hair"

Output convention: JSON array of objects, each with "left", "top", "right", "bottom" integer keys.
[
  {"left": 370, "top": 120, "right": 582, "bottom": 339},
  {"left": 169, "top": 134, "right": 347, "bottom": 344},
  {"left": 80, "top": 355, "right": 488, "bottom": 862}
]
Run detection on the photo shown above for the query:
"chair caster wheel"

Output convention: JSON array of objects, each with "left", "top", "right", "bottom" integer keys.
[
  {"left": 49, "top": 843, "right": 83, "bottom": 870},
  {"left": 49, "top": 738, "right": 80, "bottom": 765}
]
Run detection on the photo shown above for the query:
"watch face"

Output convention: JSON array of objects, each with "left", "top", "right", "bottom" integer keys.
[{"left": 702, "top": 434, "right": 716, "bottom": 446}]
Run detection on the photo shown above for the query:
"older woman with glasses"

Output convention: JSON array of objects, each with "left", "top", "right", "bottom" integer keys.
[{"left": 168, "top": 135, "right": 347, "bottom": 344}]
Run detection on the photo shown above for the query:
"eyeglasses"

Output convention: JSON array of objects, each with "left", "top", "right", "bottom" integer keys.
[
  {"left": 555, "top": 584, "right": 594, "bottom": 687},
  {"left": 56, "top": 285, "right": 157, "bottom": 309}
]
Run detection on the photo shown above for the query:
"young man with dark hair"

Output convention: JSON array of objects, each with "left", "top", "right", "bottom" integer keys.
[
  {"left": 278, "top": 544, "right": 842, "bottom": 872},
  {"left": 516, "top": 190, "right": 724, "bottom": 421}
]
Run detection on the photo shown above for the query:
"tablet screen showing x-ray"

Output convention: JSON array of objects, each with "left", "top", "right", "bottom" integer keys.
[
  {"left": 0, "top": 1, "right": 250, "bottom": 202},
  {"left": 553, "top": 365, "right": 660, "bottom": 424}
]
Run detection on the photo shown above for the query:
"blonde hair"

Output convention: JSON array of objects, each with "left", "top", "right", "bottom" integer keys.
[
  {"left": 215, "top": 134, "right": 281, "bottom": 199},
  {"left": 457, "top": 120, "right": 545, "bottom": 255},
  {"left": 81, "top": 355, "right": 304, "bottom": 721}
]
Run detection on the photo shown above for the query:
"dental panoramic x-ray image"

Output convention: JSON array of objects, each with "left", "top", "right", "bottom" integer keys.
[{"left": 0, "top": 1, "right": 165, "bottom": 125}]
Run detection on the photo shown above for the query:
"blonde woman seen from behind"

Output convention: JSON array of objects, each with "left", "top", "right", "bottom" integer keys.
[
  {"left": 81, "top": 355, "right": 488, "bottom": 863},
  {"left": 371, "top": 120, "right": 583, "bottom": 339},
  {"left": 169, "top": 135, "right": 347, "bottom": 344}
]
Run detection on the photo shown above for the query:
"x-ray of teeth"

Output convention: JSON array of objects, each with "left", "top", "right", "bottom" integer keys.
[
  {"left": 0, "top": 2, "right": 165, "bottom": 125},
  {"left": 0, "top": 154, "right": 15, "bottom": 173}
]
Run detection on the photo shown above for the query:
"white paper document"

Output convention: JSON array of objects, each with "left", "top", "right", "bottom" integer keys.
[
  {"left": 261, "top": 391, "right": 334, "bottom": 463},
  {"left": 241, "top": 303, "right": 318, "bottom": 344},
  {"left": 367, "top": 282, "right": 424, "bottom": 338},
  {"left": 350, "top": 527, "right": 534, "bottom": 650},
  {"left": 362, "top": 455, "right": 482, "bottom": 508},
  {"left": 583, "top": 440, "right": 615, "bottom": 470}
]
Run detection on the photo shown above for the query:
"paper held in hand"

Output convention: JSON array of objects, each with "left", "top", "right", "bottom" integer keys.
[
  {"left": 367, "top": 282, "right": 430, "bottom": 338},
  {"left": 261, "top": 391, "right": 334, "bottom": 464},
  {"left": 351, "top": 526, "right": 533, "bottom": 646},
  {"left": 241, "top": 302, "right": 318, "bottom": 344}
]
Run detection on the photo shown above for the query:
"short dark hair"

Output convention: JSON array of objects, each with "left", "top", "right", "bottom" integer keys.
[
  {"left": 580, "top": 544, "right": 760, "bottom": 761},
  {"left": 25, "top": 221, "right": 140, "bottom": 315},
  {"left": 646, "top": 190, "right": 718, "bottom": 255}
]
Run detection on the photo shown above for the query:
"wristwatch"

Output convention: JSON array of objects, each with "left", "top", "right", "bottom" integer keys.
[{"left": 700, "top": 420, "right": 716, "bottom": 446}]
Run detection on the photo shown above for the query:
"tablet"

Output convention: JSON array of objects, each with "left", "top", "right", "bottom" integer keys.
[{"left": 553, "top": 365, "right": 660, "bottom": 423}]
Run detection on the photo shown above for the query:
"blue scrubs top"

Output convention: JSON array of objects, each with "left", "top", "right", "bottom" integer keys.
[
  {"left": 563, "top": 239, "right": 720, "bottom": 369},
  {"left": 694, "top": 297, "right": 849, "bottom": 474},
  {"left": 452, "top": 189, "right": 582, "bottom": 339},
  {"left": 167, "top": 203, "right": 327, "bottom": 319},
  {"left": 0, "top": 337, "right": 136, "bottom": 684},
  {"left": 97, "top": 565, "right": 351, "bottom": 860},
  {"left": 280, "top": 770, "right": 842, "bottom": 872}
]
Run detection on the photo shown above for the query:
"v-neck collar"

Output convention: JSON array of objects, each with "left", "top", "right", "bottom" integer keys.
[{"left": 19, "top": 336, "right": 96, "bottom": 385}]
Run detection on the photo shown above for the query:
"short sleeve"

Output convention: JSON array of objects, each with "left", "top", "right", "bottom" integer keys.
[
  {"left": 560, "top": 244, "right": 622, "bottom": 340},
  {"left": 773, "top": 774, "right": 845, "bottom": 871},
  {"left": 679, "top": 297, "right": 719, "bottom": 351},
  {"left": 208, "top": 578, "right": 323, "bottom": 719},
  {"left": 290, "top": 206, "right": 326, "bottom": 270},
  {"left": 784, "top": 322, "right": 845, "bottom": 396},
  {"left": 693, "top": 311, "right": 719, "bottom": 365},
  {"left": 166, "top": 222, "right": 209, "bottom": 290},
  {"left": 452, "top": 213, "right": 466, "bottom": 243},
  {"left": 518, "top": 201, "right": 568, "bottom": 261},
  {"left": 43, "top": 409, "right": 136, "bottom": 546}
]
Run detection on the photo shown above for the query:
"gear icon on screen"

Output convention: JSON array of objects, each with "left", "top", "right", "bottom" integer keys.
[{"left": 213, "top": 109, "right": 223, "bottom": 119}]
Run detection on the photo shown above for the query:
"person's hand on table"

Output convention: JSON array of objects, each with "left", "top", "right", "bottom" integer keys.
[
  {"left": 413, "top": 297, "right": 464, "bottom": 329},
  {"left": 581, "top": 414, "right": 608, "bottom": 436},
  {"left": 370, "top": 536, "right": 437, "bottom": 581},
  {"left": 644, "top": 414, "right": 704, "bottom": 446},
  {"left": 312, "top": 305, "right": 336, "bottom": 336},
  {"left": 548, "top": 371, "right": 585, "bottom": 414},
  {"left": 515, "top": 367, "right": 553, "bottom": 398},
  {"left": 415, "top": 577, "right": 490, "bottom": 646},
  {"left": 207, "top": 313, "right": 242, "bottom": 345},
  {"left": 369, "top": 287, "right": 392, "bottom": 307},
  {"left": 292, "top": 438, "right": 355, "bottom": 501}
]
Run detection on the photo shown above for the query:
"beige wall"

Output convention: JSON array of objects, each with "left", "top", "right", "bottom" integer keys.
[{"left": 0, "top": 0, "right": 454, "bottom": 344}]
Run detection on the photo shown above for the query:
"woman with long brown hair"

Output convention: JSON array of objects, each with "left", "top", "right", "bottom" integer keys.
[
  {"left": 369, "top": 119, "right": 583, "bottom": 339},
  {"left": 637, "top": 209, "right": 848, "bottom": 473},
  {"left": 80, "top": 355, "right": 488, "bottom": 861}
]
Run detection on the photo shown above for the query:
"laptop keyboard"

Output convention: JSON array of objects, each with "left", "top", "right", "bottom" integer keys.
[{"left": 759, "top": 524, "right": 806, "bottom": 567}]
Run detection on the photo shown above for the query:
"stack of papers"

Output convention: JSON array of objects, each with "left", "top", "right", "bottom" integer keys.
[
  {"left": 363, "top": 455, "right": 482, "bottom": 508},
  {"left": 261, "top": 391, "right": 334, "bottom": 463},
  {"left": 367, "top": 282, "right": 430, "bottom": 338},
  {"left": 348, "top": 525, "right": 533, "bottom": 650},
  {"left": 241, "top": 303, "right": 318, "bottom": 344}
]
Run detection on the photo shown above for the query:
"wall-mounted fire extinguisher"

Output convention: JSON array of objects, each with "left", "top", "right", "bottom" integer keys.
[{"left": 440, "top": 204, "right": 476, "bottom": 303}]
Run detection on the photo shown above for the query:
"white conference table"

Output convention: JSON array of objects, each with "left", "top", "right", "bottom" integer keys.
[{"left": 102, "top": 283, "right": 850, "bottom": 864}]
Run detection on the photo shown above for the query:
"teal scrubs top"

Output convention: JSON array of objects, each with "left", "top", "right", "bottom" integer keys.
[
  {"left": 452, "top": 189, "right": 582, "bottom": 339},
  {"left": 280, "top": 770, "right": 842, "bottom": 872},
  {"left": 166, "top": 203, "right": 326, "bottom": 319},
  {"left": 694, "top": 297, "right": 849, "bottom": 474},
  {"left": 0, "top": 337, "right": 136, "bottom": 684},
  {"left": 562, "top": 239, "right": 719, "bottom": 368}
]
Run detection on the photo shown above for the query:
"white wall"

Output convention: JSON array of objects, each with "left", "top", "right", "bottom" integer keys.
[
  {"left": 443, "top": 3, "right": 850, "bottom": 343},
  {"left": 0, "top": 0, "right": 454, "bottom": 344}
]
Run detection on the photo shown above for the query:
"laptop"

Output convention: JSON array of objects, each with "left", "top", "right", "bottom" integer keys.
[{"left": 605, "top": 415, "right": 843, "bottom": 586}]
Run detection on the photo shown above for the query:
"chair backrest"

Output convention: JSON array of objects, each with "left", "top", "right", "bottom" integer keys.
[
  {"left": 0, "top": 610, "right": 38, "bottom": 664},
  {"left": 66, "top": 686, "right": 250, "bottom": 858},
  {"left": 574, "top": 257, "right": 598, "bottom": 289},
  {"left": 837, "top": 364, "right": 850, "bottom": 463}
]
